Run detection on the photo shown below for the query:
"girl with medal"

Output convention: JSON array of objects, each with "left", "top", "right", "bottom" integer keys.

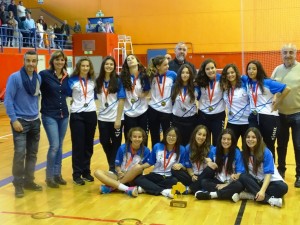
[
  {"left": 68, "top": 57, "right": 97, "bottom": 185},
  {"left": 95, "top": 56, "right": 126, "bottom": 172},
  {"left": 195, "top": 129, "right": 245, "bottom": 202},
  {"left": 195, "top": 59, "right": 225, "bottom": 146},
  {"left": 171, "top": 125, "right": 217, "bottom": 194},
  {"left": 120, "top": 54, "right": 150, "bottom": 144},
  {"left": 134, "top": 127, "right": 185, "bottom": 198},
  {"left": 147, "top": 55, "right": 176, "bottom": 147},
  {"left": 221, "top": 64, "right": 250, "bottom": 142},
  {"left": 40, "top": 50, "right": 69, "bottom": 188},
  {"left": 244, "top": 60, "right": 290, "bottom": 159},
  {"left": 171, "top": 64, "right": 200, "bottom": 146},
  {"left": 94, "top": 127, "right": 151, "bottom": 197},
  {"left": 238, "top": 127, "right": 288, "bottom": 207}
]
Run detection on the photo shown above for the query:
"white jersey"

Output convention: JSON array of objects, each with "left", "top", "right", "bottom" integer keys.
[
  {"left": 223, "top": 81, "right": 250, "bottom": 125},
  {"left": 124, "top": 75, "right": 149, "bottom": 117},
  {"left": 68, "top": 76, "right": 96, "bottom": 113},
  {"left": 198, "top": 74, "right": 225, "bottom": 114},
  {"left": 172, "top": 87, "right": 200, "bottom": 117},
  {"left": 149, "top": 70, "right": 176, "bottom": 114}
]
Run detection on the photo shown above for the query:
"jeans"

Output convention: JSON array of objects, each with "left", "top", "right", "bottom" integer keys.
[
  {"left": 42, "top": 115, "right": 69, "bottom": 179},
  {"left": 11, "top": 118, "right": 41, "bottom": 186},
  {"left": 277, "top": 112, "right": 300, "bottom": 177}
]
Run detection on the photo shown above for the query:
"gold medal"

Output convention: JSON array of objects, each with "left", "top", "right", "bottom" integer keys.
[
  {"left": 83, "top": 103, "right": 88, "bottom": 107},
  {"left": 208, "top": 106, "right": 213, "bottom": 112},
  {"left": 182, "top": 108, "right": 186, "bottom": 112},
  {"left": 161, "top": 101, "right": 166, "bottom": 106},
  {"left": 131, "top": 98, "right": 135, "bottom": 104},
  {"left": 105, "top": 102, "right": 109, "bottom": 107},
  {"left": 229, "top": 111, "right": 233, "bottom": 116},
  {"left": 252, "top": 110, "right": 257, "bottom": 115}
]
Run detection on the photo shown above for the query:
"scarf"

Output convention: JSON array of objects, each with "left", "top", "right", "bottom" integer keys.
[{"left": 20, "top": 66, "right": 39, "bottom": 96}]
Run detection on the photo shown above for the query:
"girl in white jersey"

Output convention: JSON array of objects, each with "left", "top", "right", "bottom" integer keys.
[
  {"left": 95, "top": 56, "right": 126, "bottom": 172},
  {"left": 238, "top": 127, "right": 288, "bottom": 208},
  {"left": 120, "top": 54, "right": 150, "bottom": 144},
  {"left": 221, "top": 64, "right": 250, "bottom": 142},
  {"left": 195, "top": 59, "right": 225, "bottom": 146},
  {"left": 244, "top": 60, "right": 290, "bottom": 159},
  {"left": 147, "top": 55, "right": 176, "bottom": 147},
  {"left": 94, "top": 127, "right": 151, "bottom": 197},
  {"left": 171, "top": 64, "right": 200, "bottom": 146},
  {"left": 68, "top": 57, "right": 97, "bottom": 185}
]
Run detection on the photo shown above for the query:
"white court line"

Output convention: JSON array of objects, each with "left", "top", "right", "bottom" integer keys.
[{"left": 0, "top": 134, "right": 12, "bottom": 139}]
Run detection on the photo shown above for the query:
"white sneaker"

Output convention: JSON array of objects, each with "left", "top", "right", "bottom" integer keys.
[
  {"left": 239, "top": 191, "right": 255, "bottom": 200},
  {"left": 268, "top": 197, "right": 282, "bottom": 208},
  {"left": 232, "top": 193, "right": 240, "bottom": 203},
  {"left": 161, "top": 189, "right": 174, "bottom": 199}
]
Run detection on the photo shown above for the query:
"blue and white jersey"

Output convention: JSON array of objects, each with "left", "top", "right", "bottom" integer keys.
[
  {"left": 243, "top": 76, "right": 286, "bottom": 116},
  {"left": 208, "top": 147, "right": 245, "bottom": 183},
  {"left": 247, "top": 148, "right": 283, "bottom": 182},
  {"left": 147, "top": 142, "right": 185, "bottom": 177},
  {"left": 149, "top": 70, "right": 176, "bottom": 114},
  {"left": 124, "top": 74, "right": 150, "bottom": 117},
  {"left": 115, "top": 143, "right": 151, "bottom": 172},
  {"left": 198, "top": 74, "right": 225, "bottom": 114},
  {"left": 184, "top": 144, "right": 214, "bottom": 175},
  {"left": 97, "top": 78, "right": 126, "bottom": 122},
  {"left": 172, "top": 86, "right": 200, "bottom": 117},
  {"left": 68, "top": 76, "right": 97, "bottom": 113},
  {"left": 223, "top": 80, "right": 250, "bottom": 125}
]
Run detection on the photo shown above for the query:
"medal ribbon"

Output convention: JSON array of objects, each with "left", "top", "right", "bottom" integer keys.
[
  {"left": 125, "top": 145, "right": 136, "bottom": 170},
  {"left": 251, "top": 83, "right": 258, "bottom": 108},
  {"left": 228, "top": 86, "right": 235, "bottom": 112},
  {"left": 164, "top": 147, "right": 175, "bottom": 174},
  {"left": 207, "top": 77, "right": 216, "bottom": 105},
  {"left": 102, "top": 82, "right": 109, "bottom": 105},
  {"left": 156, "top": 74, "right": 166, "bottom": 99},
  {"left": 79, "top": 76, "right": 88, "bottom": 103},
  {"left": 131, "top": 75, "right": 138, "bottom": 93},
  {"left": 179, "top": 88, "right": 187, "bottom": 103}
]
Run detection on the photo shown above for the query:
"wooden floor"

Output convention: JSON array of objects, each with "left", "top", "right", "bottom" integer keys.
[{"left": 0, "top": 102, "right": 299, "bottom": 225}]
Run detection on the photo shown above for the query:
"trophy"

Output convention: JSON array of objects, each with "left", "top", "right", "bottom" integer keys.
[{"left": 170, "top": 182, "right": 187, "bottom": 208}]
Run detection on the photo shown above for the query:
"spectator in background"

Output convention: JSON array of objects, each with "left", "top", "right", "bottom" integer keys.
[
  {"left": 168, "top": 42, "right": 197, "bottom": 74},
  {"left": 53, "top": 23, "right": 61, "bottom": 49},
  {"left": 0, "top": 1, "right": 8, "bottom": 11},
  {"left": 8, "top": 0, "right": 19, "bottom": 23},
  {"left": 104, "top": 22, "right": 113, "bottom": 33},
  {"left": 23, "top": 12, "right": 35, "bottom": 47},
  {"left": 85, "top": 20, "right": 93, "bottom": 33},
  {"left": 73, "top": 21, "right": 81, "bottom": 33},
  {"left": 47, "top": 24, "right": 55, "bottom": 48},
  {"left": 17, "top": 1, "right": 26, "bottom": 21},
  {"left": 36, "top": 15, "right": 47, "bottom": 31},
  {"left": 60, "top": 20, "right": 70, "bottom": 49},
  {"left": 165, "top": 53, "right": 172, "bottom": 63},
  {"left": 36, "top": 21, "right": 44, "bottom": 48},
  {"left": 7, "top": 10, "right": 16, "bottom": 47},
  {"left": 0, "top": 4, "right": 9, "bottom": 46},
  {"left": 95, "top": 20, "right": 104, "bottom": 32}
]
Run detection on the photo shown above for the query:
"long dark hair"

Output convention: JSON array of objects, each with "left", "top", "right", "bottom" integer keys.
[
  {"left": 189, "top": 125, "right": 211, "bottom": 163},
  {"left": 171, "top": 64, "right": 195, "bottom": 103},
  {"left": 215, "top": 128, "right": 237, "bottom": 175},
  {"left": 220, "top": 64, "right": 242, "bottom": 93},
  {"left": 161, "top": 126, "right": 181, "bottom": 161},
  {"left": 195, "top": 58, "right": 217, "bottom": 87},
  {"left": 120, "top": 54, "right": 149, "bottom": 91},
  {"left": 242, "top": 127, "right": 265, "bottom": 174},
  {"left": 146, "top": 55, "right": 167, "bottom": 82},
  {"left": 125, "top": 127, "right": 147, "bottom": 162},
  {"left": 95, "top": 56, "right": 118, "bottom": 94},
  {"left": 71, "top": 57, "right": 95, "bottom": 80},
  {"left": 246, "top": 60, "right": 268, "bottom": 94}
]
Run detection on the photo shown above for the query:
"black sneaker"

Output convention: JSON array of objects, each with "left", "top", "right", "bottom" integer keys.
[
  {"left": 295, "top": 177, "right": 300, "bottom": 188},
  {"left": 195, "top": 191, "right": 211, "bottom": 200},
  {"left": 23, "top": 182, "right": 43, "bottom": 191},
  {"left": 15, "top": 186, "right": 24, "bottom": 198},
  {"left": 54, "top": 175, "right": 67, "bottom": 185},
  {"left": 73, "top": 177, "right": 85, "bottom": 186},
  {"left": 82, "top": 174, "right": 94, "bottom": 182},
  {"left": 46, "top": 179, "right": 59, "bottom": 188}
]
